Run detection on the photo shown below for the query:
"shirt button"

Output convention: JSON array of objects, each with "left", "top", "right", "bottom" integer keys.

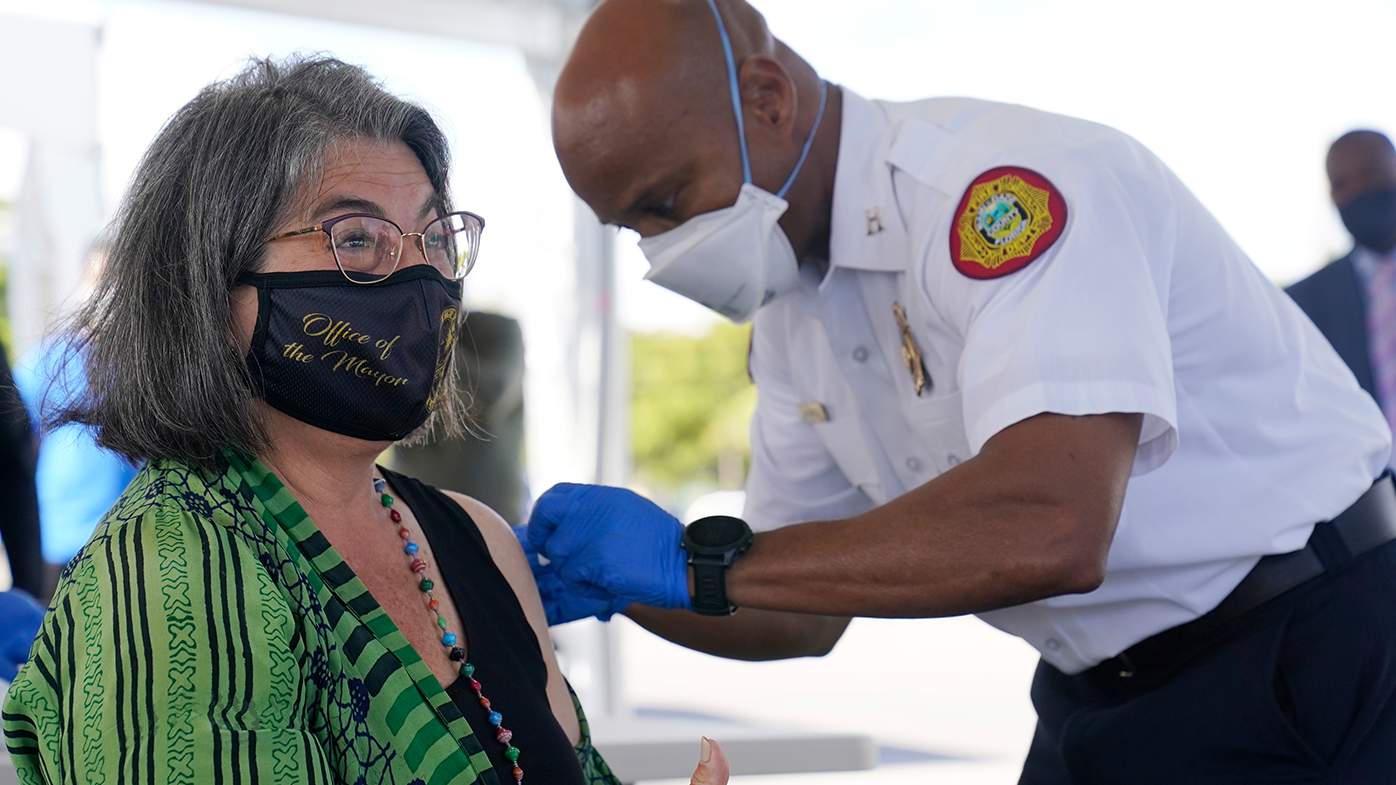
[
  {"left": 947, "top": 455, "right": 961, "bottom": 467},
  {"left": 852, "top": 346, "right": 869, "bottom": 363},
  {"left": 905, "top": 457, "right": 922, "bottom": 472},
  {"left": 1045, "top": 638, "right": 1062, "bottom": 651}
]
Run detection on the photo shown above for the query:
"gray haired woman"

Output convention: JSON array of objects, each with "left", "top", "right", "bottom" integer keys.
[{"left": 0, "top": 55, "right": 633, "bottom": 785}]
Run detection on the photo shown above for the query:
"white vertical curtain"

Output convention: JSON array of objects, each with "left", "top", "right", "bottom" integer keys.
[{"left": 0, "top": 10, "right": 102, "bottom": 355}]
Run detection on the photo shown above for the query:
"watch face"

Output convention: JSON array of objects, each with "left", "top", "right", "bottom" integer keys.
[{"left": 688, "top": 515, "right": 749, "bottom": 549}]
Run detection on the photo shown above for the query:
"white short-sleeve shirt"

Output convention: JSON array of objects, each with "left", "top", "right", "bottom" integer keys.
[{"left": 744, "top": 89, "right": 1391, "bottom": 674}]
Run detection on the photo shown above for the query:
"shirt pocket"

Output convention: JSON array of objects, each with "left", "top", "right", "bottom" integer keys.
[
  {"left": 903, "top": 390, "right": 973, "bottom": 476},
  {"left": 809, "top": 411, "right": 885, "bottom": 500}
]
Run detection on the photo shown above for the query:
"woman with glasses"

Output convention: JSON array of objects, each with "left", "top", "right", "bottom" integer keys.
[{"left": 0, "top": 56, "right": 724, "bottom": 785}]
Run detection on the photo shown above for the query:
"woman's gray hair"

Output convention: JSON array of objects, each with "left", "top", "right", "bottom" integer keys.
[{"left": 53, "top": 54, "right": 465, "bottom": 468}]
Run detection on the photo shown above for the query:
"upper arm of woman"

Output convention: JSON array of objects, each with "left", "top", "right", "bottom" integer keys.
[{"left": 444, "top": 492, "right": 583, "bottom": 746}]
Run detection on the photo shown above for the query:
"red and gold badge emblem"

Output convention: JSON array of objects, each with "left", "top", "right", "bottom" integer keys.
[{"left": 950, "top": 167, "right": 1067, "bottom": 280}]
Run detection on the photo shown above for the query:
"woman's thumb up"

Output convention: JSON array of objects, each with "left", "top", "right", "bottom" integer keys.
[{"left": 689, "top": 737, "right": 730, "bottom": 785}]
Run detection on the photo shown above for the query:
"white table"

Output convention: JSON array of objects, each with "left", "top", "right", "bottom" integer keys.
[{"left": 589, "top": 710, "right": 877, "bottom": 783}]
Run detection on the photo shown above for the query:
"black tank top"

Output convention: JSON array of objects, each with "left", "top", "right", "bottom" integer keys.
[{"left": 380, "top": 468, "right": 586, "bottom": 785}]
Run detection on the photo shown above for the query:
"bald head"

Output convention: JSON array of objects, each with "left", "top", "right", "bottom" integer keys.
[
  {"left": 553, "top": 0, "right": 827, "bottom": 240},
  {"left": 556, "top": 0, "right": 769, "bottom": 130},
  {"left": 1327, "top": 129, "right": 1396, "bottom": 210}
]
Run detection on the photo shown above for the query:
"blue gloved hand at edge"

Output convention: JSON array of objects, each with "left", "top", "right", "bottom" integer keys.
[
  {"left": 527, "top": 483, "right": 691, "bottom": 612},
  {"left": 513, "top": 524, "right": 630, "bottom": 625},
  {"left": 0, "top": 589, "right": 44, "bottom": 682}
]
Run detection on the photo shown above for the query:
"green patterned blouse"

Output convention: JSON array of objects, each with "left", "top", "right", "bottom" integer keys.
[{"left": 2, "top": 452, "right": 620, "bottom": 785}]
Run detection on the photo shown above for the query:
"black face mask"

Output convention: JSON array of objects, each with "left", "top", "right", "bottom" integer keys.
[
  {"left": 240, "top": 265, "right": 461, "bottom": 442},
  {"left": 1339, "top": 188, "right": 1396, "bottom": 253}
]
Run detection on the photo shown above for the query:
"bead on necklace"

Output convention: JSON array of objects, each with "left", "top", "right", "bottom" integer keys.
[{"left": 375, "top": 476, "right": 523, "bottom": 783}]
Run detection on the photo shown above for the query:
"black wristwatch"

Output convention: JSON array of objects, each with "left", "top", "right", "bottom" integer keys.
[{"left": 681, "top": 515, "right": 754, "bottom": 616}]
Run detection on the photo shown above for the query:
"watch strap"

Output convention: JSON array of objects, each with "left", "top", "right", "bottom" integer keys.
[
  {"left": 690, "top": 557, "right": 736, "bottom": 616},
  {"left": 682, "top": 515, "right": 753, "bottom": 616}
]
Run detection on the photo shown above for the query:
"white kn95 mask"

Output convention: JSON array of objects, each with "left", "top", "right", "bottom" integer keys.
[
  {"left": 639, "top": 183, "right": 802, "bottom": 323},
  {"left": 636, "top": 0, "right": 829, "bottom": 324}
]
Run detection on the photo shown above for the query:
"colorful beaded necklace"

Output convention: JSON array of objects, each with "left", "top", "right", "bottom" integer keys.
[{"left": 374, "top": 476, "right": 524, "bottom": 783}]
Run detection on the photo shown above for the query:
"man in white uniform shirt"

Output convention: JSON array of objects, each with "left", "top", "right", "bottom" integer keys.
[{"left": 525, "top": 0, "right": 1396, "bottom": 779}]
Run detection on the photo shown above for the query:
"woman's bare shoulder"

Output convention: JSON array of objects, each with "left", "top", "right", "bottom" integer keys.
[{"left": 438, "top": 491, "right": 533, "bottom": 592}]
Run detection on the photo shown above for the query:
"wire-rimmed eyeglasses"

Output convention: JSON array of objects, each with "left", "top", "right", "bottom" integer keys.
[{"left": 264, "top": 211, "right": 485, "bottom": 284}]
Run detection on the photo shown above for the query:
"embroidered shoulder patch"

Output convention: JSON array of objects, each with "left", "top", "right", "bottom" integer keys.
[{"left": 949, "top": 166, "right": 1067, "bottom": 280}]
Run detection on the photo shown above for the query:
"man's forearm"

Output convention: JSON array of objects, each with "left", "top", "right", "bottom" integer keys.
[
  {"left": 725, "top": 412, "right": 1143, "bottom": 618},
  {"left": 624, "top": 604, "right": 851, "bottom": 661}
]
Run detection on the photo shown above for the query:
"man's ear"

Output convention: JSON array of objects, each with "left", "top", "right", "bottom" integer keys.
[{"left": 737, "top": 56, "right": 797, "bottom": 141}]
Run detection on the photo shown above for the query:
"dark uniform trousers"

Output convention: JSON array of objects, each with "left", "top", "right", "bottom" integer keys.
[{"left": 1020, "top": 535, "right": 1396, "bottom": 783}]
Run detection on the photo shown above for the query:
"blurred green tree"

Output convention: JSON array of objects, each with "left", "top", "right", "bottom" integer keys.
[{"left": 630, "top": 323, "right": 756, "bottom": 492}]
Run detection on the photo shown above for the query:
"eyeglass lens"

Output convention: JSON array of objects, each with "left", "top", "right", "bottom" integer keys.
[{"left": 329, "top": 213, "right": 481, "bottom": 281}]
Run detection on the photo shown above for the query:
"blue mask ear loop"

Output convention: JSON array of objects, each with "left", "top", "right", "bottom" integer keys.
[
  {"left": 775, "top": 79, "right": 828, "bottom": 199},
  {"left": 704, "top": 0, "right": 829, "bottom": 199},
  {"left": 706, "top": 0, "right": 753, "bottom": 185}
]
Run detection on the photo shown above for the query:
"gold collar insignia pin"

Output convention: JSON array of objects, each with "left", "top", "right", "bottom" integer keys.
[
  {"left": 893, "top": 302, "right": 929, "bottom": 396},
  {"left": 865, "top": 206, "right": 885, "bottom": 235}
]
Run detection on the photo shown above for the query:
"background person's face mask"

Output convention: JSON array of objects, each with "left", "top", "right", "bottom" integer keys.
[
  {"left": 240, "top": 265, "right": 461, "bottom": 442},
  {"left": 637, "top": 0, "right": 828, "bottom": 325},
  {"left": 1340, "top": 188, "right": 1396, "bottom": 254}
]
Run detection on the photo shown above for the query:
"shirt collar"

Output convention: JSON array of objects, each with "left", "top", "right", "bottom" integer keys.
[{"left": 827, "top": 88, "right": 912, "bottom": 273}]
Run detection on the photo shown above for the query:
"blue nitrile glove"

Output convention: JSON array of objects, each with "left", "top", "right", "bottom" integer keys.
[
  {"left": 0, "top": 589, "right": 45, "bottom": 682},
  {"left": 527, "top": 483, "right": 691, "bottom": 611},
  {"left": 513, "top": 524, "right": 630, "bottom": 625}
]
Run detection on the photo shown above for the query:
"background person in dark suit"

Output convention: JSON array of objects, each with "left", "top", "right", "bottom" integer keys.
[{"left": 1288, "top": 131, "right": 1396, "bottom": 454}]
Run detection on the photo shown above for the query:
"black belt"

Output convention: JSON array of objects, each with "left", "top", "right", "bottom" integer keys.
[{"left": 1086, "top": 473, "right": 1396, "bottom": 693}]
